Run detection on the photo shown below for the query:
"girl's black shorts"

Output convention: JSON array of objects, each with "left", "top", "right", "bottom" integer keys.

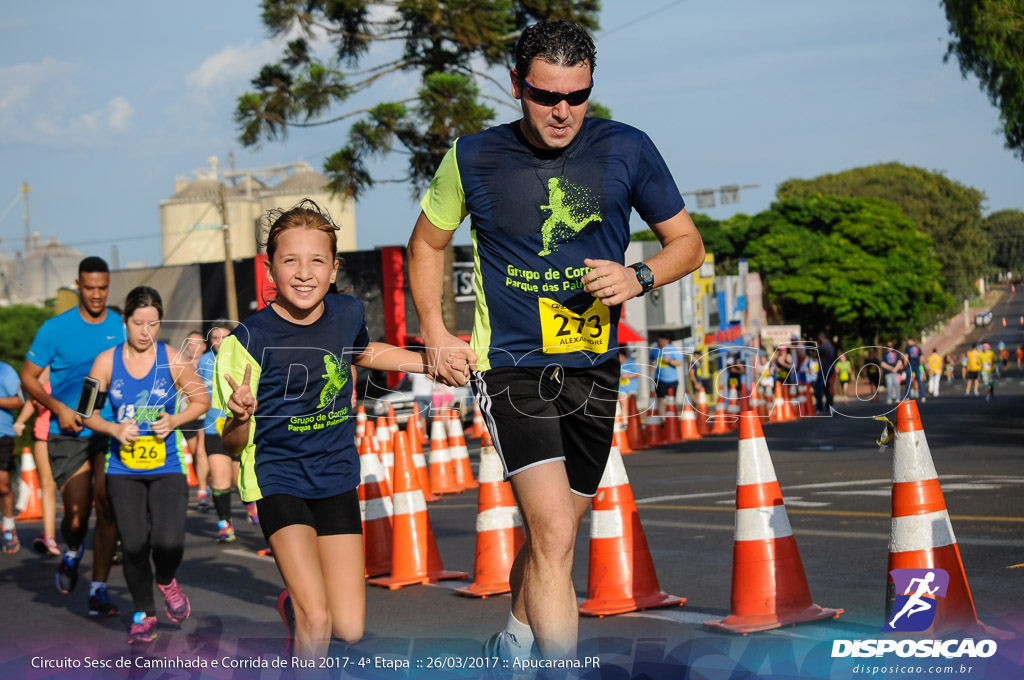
[{"left": 256, "top": 488, "right": 362, "bottom": 541}]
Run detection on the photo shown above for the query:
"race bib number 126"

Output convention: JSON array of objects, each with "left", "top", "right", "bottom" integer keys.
[
  {"left": 121, "top": 435, "right": 167, "bottom": 471},
  {"left": 539, "top": 297, "right": 610, "bottom": 354}
]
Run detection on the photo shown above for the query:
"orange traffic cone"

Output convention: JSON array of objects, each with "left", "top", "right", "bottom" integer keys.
[
  {"left": 679, "top": 402, "right": 703, "bottom": 441},
  {"left": 710, "top": 399, "right": 731, "bottom": 436},
  {"left": 365, "top": 419, "right": 380, "bottom": 454},
  {"left": 470, "top": 401, "right": 486, "bottom": 439},
  {"left": 387, "top": 403, "right": 399, "bottom": 437},
  {"left": 367, "top": 430, "right": 467, "bottom": 589},
  {"left": 427, "top": 418, "right": 459, "bottom": 494},
  {"left": 662, "top": 389, "right": 682, "bottom": 444},
  {"left": 579, "top": 446, "right": 685, "bottom": 616},
  {"left": 770, "top": 382, "right": 795, "bottom": 423},
  {"left": 15, "top": 448, "right": 42, "bottom": 520},
  {"left": 454, "top": 429, "right": 524, "bottom": 598},
  {"left": 407, "top": 410, "right": 424, "bottom": 453},
  {"left": 184, "top": 446, "right": 199, "bottom": 488},
  {"left": 377, "top": 424, "right": 395, "bottom": 489},
  {"left": 626, "top": 394, "right": 647, "bottom": 451},
  {"left": 696, "top": 387, "right": 712, "bottom": 436},
  {"left": 704, "top": 412, "right": 843, "bottom": 633},
  {"left": 613, "top": 399, "right": 633, "bottom": 455},
  {"left": 644, "top": 391, "right": 663, "bottom": 446},
  {"left": 355, "top": 405, "right": 367, "bottom": 440},
  {"left": 407, "top": 418, "right": 439, "bottom": 502},
  {"left": 726, "top": 387, "right": 741, "bottom": 431},
  {"left": 446, "top": 410, "right": 478, "bottom": 491},
  {"left": 883, "top": 401, "right": 1011, "bottom": 639},
  {"left": 358, "top": 436, "right": 394, "bottom": 578}
]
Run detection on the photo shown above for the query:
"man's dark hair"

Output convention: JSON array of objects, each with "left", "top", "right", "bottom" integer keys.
[
  {"left": 78, "top": 256, "right": 109, "bottom": 277},
  {"left": 514, "top": 20, "right": 596, "bottom": 81}
]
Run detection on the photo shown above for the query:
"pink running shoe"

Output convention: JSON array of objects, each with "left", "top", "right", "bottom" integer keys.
[{"left": 158, "top": 579, "right": 191, "bottom": 622}]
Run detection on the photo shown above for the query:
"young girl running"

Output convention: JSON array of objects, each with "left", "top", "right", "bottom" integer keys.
[
  {"left": 84, "top": 286, "right": 209, "bottom": 644},
  {"left": 217, "top": 201, "right": 466, "bottom": 660}
]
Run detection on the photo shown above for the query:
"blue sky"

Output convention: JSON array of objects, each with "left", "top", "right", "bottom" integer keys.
[{"left": 2, "top": 1, "right": 1022, "bottom": 267}]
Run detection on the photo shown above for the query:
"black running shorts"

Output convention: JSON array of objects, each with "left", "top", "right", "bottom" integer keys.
[
  {"left": 471, "top": 358, "right": 619, "bottom": 497},
  {"left": 256, "top": 489, "right": 362, "bottom": 541},
  {"left": 0, "top": 437, "right": 15, "bottom": 473},
  {"left": 48, "top": 434, "right": 109, "bottom": 489}
]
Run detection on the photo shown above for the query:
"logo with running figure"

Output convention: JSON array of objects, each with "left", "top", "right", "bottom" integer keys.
[
  {"left": 537, "top": 177, "right": 602, "bottom": 256},
  {"left": 318, "top": 354, "right": 349, "bottom": 408},
  {"left": 883, "top": 568, "right": 950, "bottom": 632}
]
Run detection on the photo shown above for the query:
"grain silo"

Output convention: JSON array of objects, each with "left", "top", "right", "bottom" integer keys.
[
  {"left": 258, "top": 167, "right": 356, "bottom": 252},
  {"left": 159, "top": 175, "right": 260, "bottom": 266}
]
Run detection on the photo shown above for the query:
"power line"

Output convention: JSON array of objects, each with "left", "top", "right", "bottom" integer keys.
[{"left": 597, "top": 0, "right": 690, "bottom": 39}]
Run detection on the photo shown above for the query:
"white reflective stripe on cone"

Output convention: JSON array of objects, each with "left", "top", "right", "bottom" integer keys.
[
  {"left": 393, "top": 490, "right": 428, "bottom": 516},
  {"left": 591, "top": 509, "right": 625, "bottom": 539},
  {"left": 893, "top": 429, "right": 938, "bottom": 484},
  {"left": 477, "top": 451, "right": 504, "bottom": 483},
  {"left": 736, "top": 438, "right": 778, "bottom": 486},
  {"left": 595, "top": 447, "right": 628, "bottom": 489},
  {"left": 412, "top": 453, "right": 427, "bottom": 467},
  {"left": 360, "top": 496, "right": 394, "bottom": 522},
  {"left": 735, "top": 505, "right": 794, "bottom": 541},
  {"left": 476, "top": 507, "right": 522, "bottom": 532},
  {"left": 21, "top": 452, "right": 36, "bottom": 471},
  {"left": 429, "top": 447, "right": 452, "bottom": 463},
  {"left": 889, "top": 510, "right": 957, "bottom": 553}
]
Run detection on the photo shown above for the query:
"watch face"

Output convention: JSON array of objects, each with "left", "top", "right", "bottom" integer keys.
[{"left": 635, "top": 264, "right": 654, "bottom": 287}]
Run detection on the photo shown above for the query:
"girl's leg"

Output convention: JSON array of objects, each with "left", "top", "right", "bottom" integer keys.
[
  {"left": 148, "top": 475, "right": 188, "bottom": 586},
  {"left": 33, "top": 441, "right": 57, "bottom": 540},
  {"left": 194, "top": 431, "right": 209, "bottom": 495},
  {"left": 317, "top": 534, "right": 365, "bottom": 642},
  {"left": 269, "top": 525, "right": 332, "bottom": 659},
  {"left": 106, "top": 475, "right": 156, "bottom": 615},
  {"left": 209, "top": 453, "right": 234, "bottom": 524}
]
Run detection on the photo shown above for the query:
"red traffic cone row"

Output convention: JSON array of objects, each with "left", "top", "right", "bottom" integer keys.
[
  {"left": 613, "top": 399, "right": 633, "bottom": 455},
  {"left": 626, "top": 394, "right": 647, "bottom": 451},
  {"left": 579, "top": 446, "right": 685, "bottom": 616},
  {"left": 358, "top": 435, "right": 394, "bottom": 578},
  {"left": 428, "top": 418, "right": 460, "bottom": 494},
  {"left": 15, "top": 448, "right": 42, "bottom": 520},
  {"left": 662, "top": 389, "right": 682, "bottom": 444},
  {"left": 705, "top": 412, "right": 843, "bottom": 633},
  {"left": 368, "top": 430, "right": 467, "bottom": 589},
  {"left": 884, "top": 401, "right": 1012, "bottom": 639},
  {"left": 455, "top": 429, "right": 524, "bottom": 598},
  {"left": 446, "top": 410, "right": 478, "bottom": 491}
]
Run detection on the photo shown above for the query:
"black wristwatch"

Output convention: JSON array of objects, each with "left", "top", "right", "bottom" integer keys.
[{"left": 629, "top": 262, "right": 655, "bottom": 296}]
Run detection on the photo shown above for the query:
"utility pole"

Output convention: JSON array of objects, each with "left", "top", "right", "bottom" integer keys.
[
  {"left": 20, "top": 182, "right": 31, "bottom": 256},
  {"left": 219, "top": 183, "right": 240, "bottom": 321}
]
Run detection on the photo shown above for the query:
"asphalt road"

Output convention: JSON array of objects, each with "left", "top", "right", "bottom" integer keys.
[{"left": 1, "top": 291, "right": 1022, "bottom": 679}]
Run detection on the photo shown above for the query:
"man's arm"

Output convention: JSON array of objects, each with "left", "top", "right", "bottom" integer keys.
[
  {"left": 581, "top": 208, "right": 705, "bottom": 306},
  {"left": 407, "top": 211, "right": 475, "bottom": 386},
  {"left": 21, "top": 359, "right": 81, "bottom": 434}
]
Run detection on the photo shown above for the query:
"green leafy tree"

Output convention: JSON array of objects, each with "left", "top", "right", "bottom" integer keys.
[
  {"left": 236, "top": 0, "right": 602, "bottom": 198},
  {"left": 982, "top": 209, "right": 1024, "bottom": 275},
  {"left": 740, "top": 197, "right": 951, "bottom": 346},
  {"left": 0, "top": 305, "right": 52, "bottom": 375},
  {"left": 777, "top": 162, "right": 988, "bottom": 300},
  {"left": 941, "top": 0, "right": 1024, "bottom": 160}
]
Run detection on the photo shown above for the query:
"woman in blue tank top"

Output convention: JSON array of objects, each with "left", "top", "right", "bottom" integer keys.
[{"left": 83, "top": 286, "right": 208, "bottom": 644}]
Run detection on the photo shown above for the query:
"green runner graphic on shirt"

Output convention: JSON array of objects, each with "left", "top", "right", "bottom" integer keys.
[
  {"left": 318, "top": 354, "right": 349, "bottom": 408},
  {"left": 538, "top": 177, "right": 602, "bottom": 256}
]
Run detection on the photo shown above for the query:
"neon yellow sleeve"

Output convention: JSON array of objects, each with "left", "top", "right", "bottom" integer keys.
[{"left": 420, "top": 140, "right": 468, "bottom": 231}]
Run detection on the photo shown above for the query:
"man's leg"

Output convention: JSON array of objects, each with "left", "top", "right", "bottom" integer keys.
[
  {"left": 507, "top": 462, "right": 591, "bottom": 660},
  {"left": 90, "top": 447, "right": 117, "bottom": 584}
]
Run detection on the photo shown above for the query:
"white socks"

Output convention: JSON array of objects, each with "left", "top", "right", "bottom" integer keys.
[
  {"left": 500, "top": 611, "right": 535, "bottom": 660},
  {"left": 2, "top": 517, "right": 14, "bottom": 532}
]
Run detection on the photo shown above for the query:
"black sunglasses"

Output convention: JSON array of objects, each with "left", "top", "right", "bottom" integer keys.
[{"left": 520, "top": 77, "right": 594, "bottom": 107}]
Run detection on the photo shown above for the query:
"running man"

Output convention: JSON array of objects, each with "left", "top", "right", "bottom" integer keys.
[
  {"left": 196, "top": 322, "right": 237, "bottom": 541},
  {"left": 408, "top": 20, "right": 704, "bottom": 662},
  {"left": 20, "top": 256, "right": 124, "bottom": 615},
  {"left": 888, "top": 572, "right": 940, "bottom": 628},
  {"left": 0, "top": 360, "right": 25, "bottom": 553}
]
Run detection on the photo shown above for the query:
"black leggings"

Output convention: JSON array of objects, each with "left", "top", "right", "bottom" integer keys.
[{"left": 106, "top": 474, "right": 188, "bottom": 615}]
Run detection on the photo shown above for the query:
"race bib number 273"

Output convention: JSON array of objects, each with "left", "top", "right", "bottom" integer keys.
[{"left": 539, "top": 297, "right": 610, "bottom": 354}]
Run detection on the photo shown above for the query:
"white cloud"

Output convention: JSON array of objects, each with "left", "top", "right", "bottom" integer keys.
[
  {"left": 0, "top": 57, "right": 133, "bottom": 145},
  {"left": 185, "top": 39, "right": 283, "bottom": 93}
]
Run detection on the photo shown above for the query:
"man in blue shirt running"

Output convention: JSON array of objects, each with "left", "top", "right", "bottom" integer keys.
[{"left": 21, "top": 257, "right": 124, "bottom": 615}]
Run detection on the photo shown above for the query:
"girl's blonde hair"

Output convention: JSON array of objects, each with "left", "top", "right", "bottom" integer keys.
[{"left": 260, "top": 199, "right": 339, "bottom": 261}]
